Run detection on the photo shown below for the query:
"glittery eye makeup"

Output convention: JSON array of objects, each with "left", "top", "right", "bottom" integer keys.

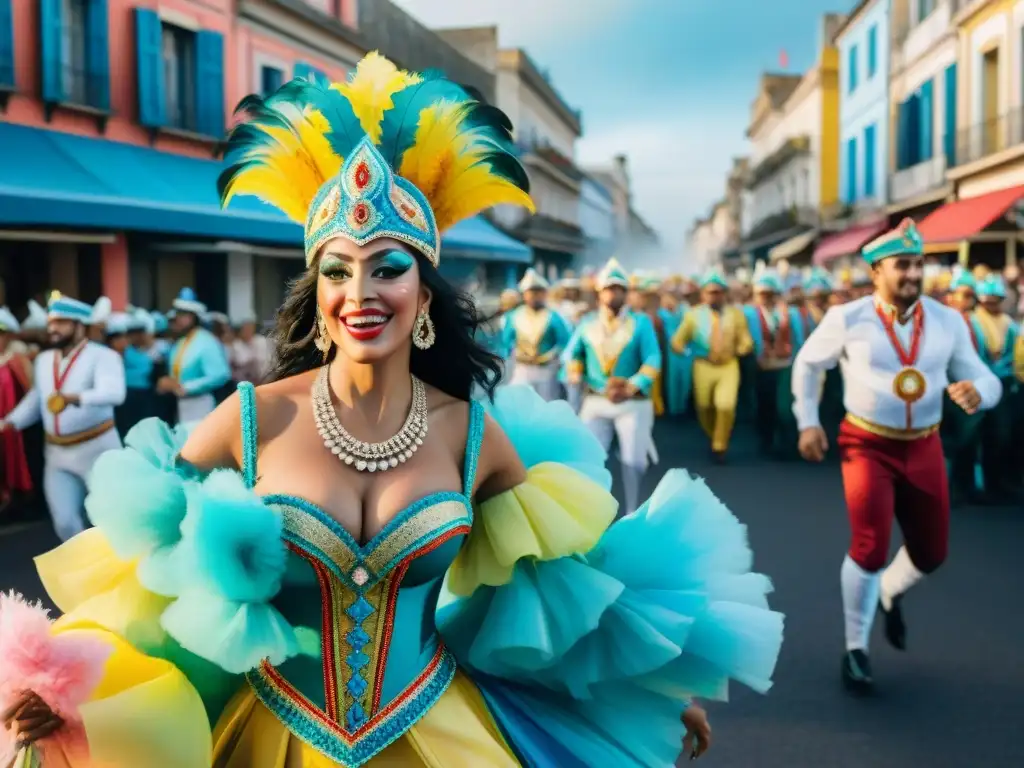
[
  {"left": 319, "top": 253, "right": 351, "bottom": 280},
  {"left": 371, "top": 249, "right": 415, "bottom": 279}
]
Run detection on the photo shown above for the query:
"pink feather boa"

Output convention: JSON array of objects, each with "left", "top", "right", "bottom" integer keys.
[{"left": 0, "top": 592, "right": 112, "bottom": 765}]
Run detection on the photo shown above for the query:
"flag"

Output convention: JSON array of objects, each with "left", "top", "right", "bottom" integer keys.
[{"left": 779, "top": 49, "right": 789, "bottom": 69}]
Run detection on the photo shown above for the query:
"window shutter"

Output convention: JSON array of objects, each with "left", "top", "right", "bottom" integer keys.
[
  {"left": 920, "top": 79, "right": 933, "bottom": 161},
  {"left": 195, "top": 30, "right": 225, "bottom": 137},
  {"left": 85, "top": 0, "right": 110, "bottom": 110},
  {"left": 0, "top": 0, "right": 14, "bottom": 88},
  {"left": 864, "top": 125, "right": 875, "bottom": 197},
  {"left": 944, "top": 63, "right": 957, "bottom": 165},
  {"left": 134, "top": 8, "right": 165, "bottom": 127},
  {"left": 846, "top": 137, "right": 857, "bottom": 203},
  {"left": 907, "top": 93, "right": 921, "bottom": 166},
  {"left": 39, "top": 0, "right": 63, "bottom": 102}
]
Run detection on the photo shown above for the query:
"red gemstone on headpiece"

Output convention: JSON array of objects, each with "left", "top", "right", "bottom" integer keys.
[
  {"left": 401, "top": 204, "right": 416, "bottom": 219},
  {"left": 354, "top": 163, "right": 370, "bottom": 189},
  {"left": 353, "top": 203, "right": 369, "bottom": 225}
]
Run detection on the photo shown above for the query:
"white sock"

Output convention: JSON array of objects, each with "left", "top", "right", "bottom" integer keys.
[
  {"left": 841, "top": 555, "right": 881, "bottom": 652},
  {"left": 880, "top": 547, "right": 924, "bottom": 611}
]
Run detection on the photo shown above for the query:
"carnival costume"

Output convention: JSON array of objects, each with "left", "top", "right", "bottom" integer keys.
[
  {"left": 503, "top": 268, "right": 570, "bottom": 401},
  {"left": 2, "top": 53, "right": 783, "bottom": 768},
  {"left": 167, "top": 288, "right": 232, "bottom": 429},
  {"left": 791, "top": 219, "right": 1000, "bottom": 689}
]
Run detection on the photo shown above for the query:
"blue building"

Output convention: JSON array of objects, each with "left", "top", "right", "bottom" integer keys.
[
  {"left": 836, "top": 0, "right": 891, "bottom": 209},
  {"left": 577, "top": 175, "right": 617, "bottom": 270}
]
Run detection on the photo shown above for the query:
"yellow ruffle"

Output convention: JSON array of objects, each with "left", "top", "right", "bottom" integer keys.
[
  {"left": 211, "top": 670, "right": 519, "bottom": 767},
  {"left": 447, "top": 462, "right": 616, "bottom": 596}
]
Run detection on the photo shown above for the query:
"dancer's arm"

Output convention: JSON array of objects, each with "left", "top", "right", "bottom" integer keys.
[
  {"left": 76, "top": 347, "right": 127, "bottom": 407},
  {"left": 791, "top": 307, "right": 846, "bottom": 431}
]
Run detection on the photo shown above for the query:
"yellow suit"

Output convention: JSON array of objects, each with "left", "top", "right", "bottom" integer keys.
[{"left": 671, "top": 304, "right": 753, "bottom": 452}]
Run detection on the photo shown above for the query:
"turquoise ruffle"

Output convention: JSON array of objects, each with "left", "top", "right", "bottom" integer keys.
[
  {"left": 83, "top": 418, "right": 298, "bottom": 676},
  {"left": 481, "top": 384, "right": 612, "bottom": 489}
]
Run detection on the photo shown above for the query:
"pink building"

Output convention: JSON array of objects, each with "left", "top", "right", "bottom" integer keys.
[{"left": 0, "top": 0, "right": 363, "bottom": 321}]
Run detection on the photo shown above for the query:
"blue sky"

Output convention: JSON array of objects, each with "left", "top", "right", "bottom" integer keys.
[{"left": 392, "top": 0, "right": 851, "bottom": 268}]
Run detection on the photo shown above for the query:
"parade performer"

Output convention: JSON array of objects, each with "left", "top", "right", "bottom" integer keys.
[
  {"left": 0, "top": 307, "right": 33, "bottom": 510},
  {"left": 107, "top": 312, "right": 157, "bottom": 439},
  {"left": 672, "top": 270, "right": 753, "bottom": 463},
  {"left": 792, "top": 219, "right": 1000, "bottom": 692},
  {"left": 229, "top": 315, "right": 272, "bottom": 384},
  {"left": 84, "top": 296, "right": 111, "bottom": 343},
  {"left": 942, "top": 269, "right": 987, "bottom": 504},
  {"left": 659, "top": 284, "right": 691, "bottom": 416},
  {"left": 158, "top": 288, "right": 232, "bottom": 429},
  {"left": 746, "top": 270, "right": 792, "bottom": 457},
  {"left": 553, "top": 272, "right": 588, "bottom": 326},
  {"left": 0, "top": 293, "right": 125, "bottom": 541},
  {"left": 2, "top": 53, "right": 781, "bottom": 768},
  {"left": 638, "top": 274, "right": 668, "bottom": 416},
  {"left": 564, "top": 258, "right": 663, "bottom": 513},
  {"left": 502, "top": 268, "right": 570, "bottom": 401},
  {"left": 974, "top": 275, "right": 1020, "bottom": 502}
]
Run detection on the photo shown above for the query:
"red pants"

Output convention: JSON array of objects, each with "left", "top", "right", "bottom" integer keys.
[{"left": 838, "top": 419, "right": 949, "bottom": 574}]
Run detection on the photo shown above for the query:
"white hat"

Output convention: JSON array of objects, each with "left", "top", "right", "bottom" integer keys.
[
  {"left": 105, "top": 312, "right": 131, "bottom": 335},
  {"left": 518, "top": 268, "right": 549, "bottom": 292},
  {"left": 23, "top": 300, "right": 47, "bottom": 330},
  {"left": 132, "top": 307, "right": 156, "bottom": 334},
  {"left": 172, "top": 287, "right": 207, "bottom": 315},
  {"left": 48, "top": 292, "right": 94, "bottom": 323},
  {"left": 0, "top": 307, "right": 19, "bottom": 333},
  {"left": 88, "top": 296, "right": 112, "bottom": 326}
]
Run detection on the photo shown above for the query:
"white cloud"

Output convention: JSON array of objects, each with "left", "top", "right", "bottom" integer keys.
[
  {"left": 577, "top": 113, "right": 748, "bottom": 272},
  {"left": 389, "top": 0, "right": 625, "bottom": 47}
]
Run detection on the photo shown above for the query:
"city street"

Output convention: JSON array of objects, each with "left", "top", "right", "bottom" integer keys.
[{"left": 1, "top": 419, "right": 1022, "bottom": 768}]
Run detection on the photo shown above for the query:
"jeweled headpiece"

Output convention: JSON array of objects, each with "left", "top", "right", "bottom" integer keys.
[{"left": 219, "top": 52, "right": 535, "bottom": 267}]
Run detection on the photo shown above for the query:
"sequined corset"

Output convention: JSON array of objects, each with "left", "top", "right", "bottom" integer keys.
[{"left": 235, "top": 383, "right": 485, "bottom": 765}]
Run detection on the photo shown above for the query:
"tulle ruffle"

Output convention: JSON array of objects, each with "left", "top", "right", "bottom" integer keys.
[{"left": 79, "top": 418, "right": 297, "bottom": 676}]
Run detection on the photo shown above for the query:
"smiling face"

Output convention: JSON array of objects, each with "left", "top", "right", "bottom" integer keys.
[{"left": 317, "top": 236, "right": 430, "bottom": 364}]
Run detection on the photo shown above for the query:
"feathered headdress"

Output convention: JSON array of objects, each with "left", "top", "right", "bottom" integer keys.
[{"left": 219, "top": 52, "right": 535, "bottom": 266}]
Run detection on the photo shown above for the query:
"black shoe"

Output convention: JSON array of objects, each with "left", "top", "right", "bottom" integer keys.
[
  {"left": 879, "top": 594, "right": 906, "bottom": 651},
  {"left": 841, "top": 649, "right": 873, "bottom": 693}
]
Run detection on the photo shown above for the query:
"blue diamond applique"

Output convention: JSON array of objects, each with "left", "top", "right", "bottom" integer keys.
[
  {"left": 346, "top": 596, "right": 375, "bottom": 623},
  {"left": 346, "top": 702, "right": 368, "bottom": 731},
  {"left": 346, "top": 673, "right": 368, "bottom": 699},
  {"left": 347, "top": 627, "right": 371, "bottom": 649},
  {"left": 347, "top": 650, "right": 370, "bottom": 670}
]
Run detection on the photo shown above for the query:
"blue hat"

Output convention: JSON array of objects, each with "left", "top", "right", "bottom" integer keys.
[
  {"left": 172, "top": 287, "right": 207, "bottom": 315},
  {"left": 861, "top": 218, "right": 924, "bottom": 264},
  {"left": 949, "top": 269, "right": 976, "bottom": 292},
  {"left": 699, "top": 269, "right": 728, "bottom": 289},
  {"left": 47, "top": 291, "right": 93, "bottom": 323},
  {"left": 149, "top": 310, "right": 168, "bottom": 334},
  {"left": 596, "top": 258, "right": 630, "bottom": 290},
  {"left": 803, "top": 267, "right": 834, "bottom": 293},
  {"left": 754, "top": 270, "right": 784, "bottom": 294},
  {"left": 977, "top": 275, "right": 1007, "bottom": 299}
]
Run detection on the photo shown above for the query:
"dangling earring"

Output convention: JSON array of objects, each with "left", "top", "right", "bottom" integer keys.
[
  {"left": 313, "top": 309, "right": 331, "bottom": 361},
  {"left": 412, "top": 309, "right": 435, "bottom": 350}
]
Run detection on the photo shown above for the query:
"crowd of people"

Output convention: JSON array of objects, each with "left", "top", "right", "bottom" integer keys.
[
  {"left": 481, "top": 250, "right": 1024, "bottom": 512},
  {"left": 0, "top": 287, "right": 271, "bottom": 534}
]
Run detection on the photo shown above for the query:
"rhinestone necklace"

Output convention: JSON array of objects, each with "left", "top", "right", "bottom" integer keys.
[{"left": 312, "top": 365, "right": 428, "bottom": 472}]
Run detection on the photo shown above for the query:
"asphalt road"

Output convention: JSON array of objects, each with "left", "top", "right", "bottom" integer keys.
[{"left": 1, "top": 418, "right": 1022, "bottom": 768}]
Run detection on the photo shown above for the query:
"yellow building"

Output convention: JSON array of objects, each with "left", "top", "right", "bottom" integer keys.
[{"left": 932, "top": 0, "right": 1024, "bottom": 266}]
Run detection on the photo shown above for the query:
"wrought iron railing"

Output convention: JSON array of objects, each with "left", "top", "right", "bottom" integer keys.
[
  {"left": 953, "top": 108, "right": 1024, "bottom": 166},
  {"left": 58, "top": 65, "right": 106, "bottom": 108}
]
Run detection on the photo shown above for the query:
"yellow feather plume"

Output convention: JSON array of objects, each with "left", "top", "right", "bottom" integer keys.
[
  {"left": 398, "top": 102, "right": 535, "bottom": 232},
  {"left": 332, "top": 51, "right": 422, "bottom": 144}
]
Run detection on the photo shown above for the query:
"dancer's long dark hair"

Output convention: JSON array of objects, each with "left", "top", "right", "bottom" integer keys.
[{"left": 265, "top": 252, "right": 503, "bottom": 401}]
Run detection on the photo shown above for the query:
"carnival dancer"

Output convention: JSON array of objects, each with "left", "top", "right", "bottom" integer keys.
[
  {"left": 660, "top": 283, "right": 692, "bottom": 416},
  {"left": 2, "top": 53, "right": 782, "bottom": 768},
  {"left": 792, "top": 219, "right": 1000, "bottom": 692},
  {"left": 0, "top": 292, "right": 125, "bottom": 541},
  {"left": 0, "top": 307, "right": 33, "bottom": 511},
  {"left": 974, "top": 275, "right": 1020, "bottom": 503},
  {"left": 943, "top": 269, "right": 987, "bottom": 504},
  {"left": 672, "top": 269, "right": 753, "bottom": 463},
  {"left": 637, "top": 274, "right": 669, "bottom": 416},
  {"left": 553, "top": 271, "right": 587, "bottom": 326},
  {"left": 106, "top": 312, "right": 157, "bottom": 439},
  {"left": 502, "top": 268, "right": 570, "bottom": 401},
  {"left": 158, "top": 288, "right": 231, "bottom": 429},
  {"left": 747, "top": 269, "right": 792, "bottom": 457},
  {"left": 564, "top": 257, "right": 662, "bottom": 513}
]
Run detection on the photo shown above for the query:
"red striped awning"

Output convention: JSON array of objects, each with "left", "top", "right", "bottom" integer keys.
[
  {"left": 812, "top": 222, "right": 889, "bottom": 265},
  {"left": 917, "top": 184, "right": 1024, "bottom": 243}
]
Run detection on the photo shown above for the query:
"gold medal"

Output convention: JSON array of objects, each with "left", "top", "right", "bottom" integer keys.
[
  {"left": 893, "top": 368, "right": 926, "bottom": 404},
  {"left": 46, "top": 392, "right": 67, "bottom": 414}
]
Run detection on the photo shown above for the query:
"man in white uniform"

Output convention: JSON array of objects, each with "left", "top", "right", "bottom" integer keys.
[
  {"left": 504, "top": 268, "right": 571, "bottom": 401},
  {"left": 1, "top": 292, "right": 126, "bottom": 540},
  {"left": 792, "top": 219, "right": 1001, "bottom": 692}
]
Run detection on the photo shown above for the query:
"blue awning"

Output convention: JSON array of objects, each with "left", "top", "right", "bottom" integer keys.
[
  {"left": 441, "top": 216, "right": 531, "bottom": 263},
  {"left": 0, "top": 122, "right": 531, "bottom": 263},
  {"left": 0, "top": 122, "right": 303, "bottom": 245}
]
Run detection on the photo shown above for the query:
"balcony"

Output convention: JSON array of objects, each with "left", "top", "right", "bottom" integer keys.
[
  {"left": 892, "top": 1, "right": 953, "bottom": 75},
  {"left": 746, "top": 136, "right": 811, "bottom": 189},
  {"left": 953, "top": 108, "right": 1024, "bottom": 168},
  {"left": 891, "top": 154, "right": 948, "bottom": 202}
]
